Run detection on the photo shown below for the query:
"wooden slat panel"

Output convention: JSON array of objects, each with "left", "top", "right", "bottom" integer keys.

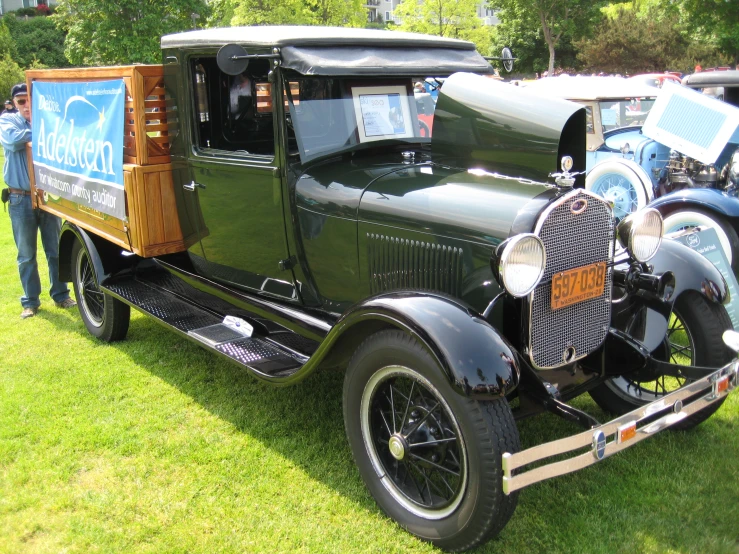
[
  {"left": 146, "top": 155, "right": 172, "bottom": 165},
  {"left": 143, "top": 123, "right": 169, "bottom": 132},
  {"left": 28, "top": 65, "right": 169, "bottom": 166},
  {"left": 158, "top": 170, "right": 182, "bottom": 243},
  {"left": 143, "top": 100, "right": 168, "bottom": 109},
  {"left": 145, "top": 170, "right": 165, "bottom": 244},
  {"left": 122, "top": 169, "right": 139, "bottom": 251}
]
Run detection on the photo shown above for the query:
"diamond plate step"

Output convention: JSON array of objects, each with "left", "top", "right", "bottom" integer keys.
[{"left": 104, "top": 277, "right": 303, "bottom": 378}]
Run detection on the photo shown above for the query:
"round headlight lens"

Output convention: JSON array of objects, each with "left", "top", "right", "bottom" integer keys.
[
  {"left": 627, "top": 208, "right": 663, "bottom": 262},
  {"left": 499, "top": 234, "right": 546, "bottom": 297}
]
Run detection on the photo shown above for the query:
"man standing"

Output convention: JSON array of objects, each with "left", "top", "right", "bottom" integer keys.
[
  {"left": 0, "top": 83, "right": 76, "bottom": 318},
  {"left": 2, "top": 99, "right": 16, "bottom": 115}
]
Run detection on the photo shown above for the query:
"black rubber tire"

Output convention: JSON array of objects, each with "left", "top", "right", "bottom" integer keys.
[
  {"left": 343, "top": 330, "right": 520, "bottom": 552},
  {"left": 589, "top": 291, "right": 733, "bottom": 430},
  {"left": 71, "top": 239, "right": 130, "bottom": 342}
]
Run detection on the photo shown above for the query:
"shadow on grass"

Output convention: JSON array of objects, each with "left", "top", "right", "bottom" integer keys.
[{"left": 37, "top": 308, "right": 739, "bottom": 553}]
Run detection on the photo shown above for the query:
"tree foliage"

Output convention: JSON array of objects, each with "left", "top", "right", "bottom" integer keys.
[
  {"left": 678, "top": 0, "right": 739, "bottom": 65},
  {"left": 0, "top": 55, "right": 27, "bottom": 101},
  {"left": 209, "top": 0, "right": 365, "bottom": 27},
  {"left": 3, "top": 15, "right": 70, "bottom": 69},
  {"left": 54, "top": 0, "right": 210, "bottom": 66},
  {"left": 576, "top": 4, "right": 730, "bottom": 74},
  {"left": 489, "top": 0, "right": 603, "bottom": 74},
  {"left": 392, "top": 0, "right": 480, "bottom": 38}
]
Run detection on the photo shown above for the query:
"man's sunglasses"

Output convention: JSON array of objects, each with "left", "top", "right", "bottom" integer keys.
[{"left": 15, "top": 99, "right": 27, "bottom": 106}]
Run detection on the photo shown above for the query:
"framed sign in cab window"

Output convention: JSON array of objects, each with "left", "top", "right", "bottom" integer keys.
[{"left": 351, "top": 85, "right": 413, "bottom": 142}]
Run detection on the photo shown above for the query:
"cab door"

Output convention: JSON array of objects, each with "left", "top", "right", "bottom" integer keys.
[{"left": 184, "top": 55, "right": 297, "bottom": 302}]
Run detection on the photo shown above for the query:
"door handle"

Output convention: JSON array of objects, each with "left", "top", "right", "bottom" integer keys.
[{"left": 184, "top": 181, "right": 206, "bottom": 191}]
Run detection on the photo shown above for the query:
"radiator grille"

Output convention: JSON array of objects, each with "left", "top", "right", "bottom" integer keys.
[
  {"left": 367, "top": 234, "right": 462, "bottom": 295},
  {"left": 529, "top": 190, "right": 614, "bottom": 369}
]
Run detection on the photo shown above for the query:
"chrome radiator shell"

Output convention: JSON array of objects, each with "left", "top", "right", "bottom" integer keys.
[{"left": 527, "top": 189, "right": 615, "bottom": 369}]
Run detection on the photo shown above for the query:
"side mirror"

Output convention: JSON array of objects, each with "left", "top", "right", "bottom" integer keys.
[{"left": 217, "top": 44, "right": 250, "bottom": 76}]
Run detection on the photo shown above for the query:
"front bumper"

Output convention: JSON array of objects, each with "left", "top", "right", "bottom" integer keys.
[{"left": 502, "top": 357, "right": 739, "bottom": 495}]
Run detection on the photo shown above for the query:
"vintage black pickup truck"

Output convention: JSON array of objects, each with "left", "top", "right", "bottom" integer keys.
[{"left": 35, "top": 27, "right": 739, "bottom": 551}]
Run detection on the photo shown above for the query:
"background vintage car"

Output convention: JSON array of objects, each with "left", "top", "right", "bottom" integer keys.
[
  {"left": 647, "top": 72, "right": 739, "bottom": 271},
  {"left": 525, "top": 75, "right": 739, "bottom": 270},
  {"left": 522, "top": 76, "right": 661, "bottom": 219}
]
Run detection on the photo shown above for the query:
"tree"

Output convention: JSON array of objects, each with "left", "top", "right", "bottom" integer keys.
[
  {"left": 392, "top": 0, "right": 480, "bottom": 38},
  {"left": 576, "top": 4, "right": 730, "bottom": 74},
  {"left": 678, "top": 0, "right": 739, "bottom": 65},
  {"left": 212, "top": 0, "right": 365, "bottom": 27},
  {"left": 53, "top": 0, "right": 210, "bottom": 66},
  {"left": 0, "top": 55, "right": 26, "bottom": 101},
  {"left": 3, "top": 15, "right": 70, "bottom": 69},
  {"left": 489, "top": 0, "right": 604, "bottom": 74}
]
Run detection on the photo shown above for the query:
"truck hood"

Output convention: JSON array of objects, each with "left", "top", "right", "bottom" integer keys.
[
  {"left": 358, "top": 164, "right": 555, "bottom": 246},
  {"left": 431, "top": 73, "right": 587, "bottom": 184}
]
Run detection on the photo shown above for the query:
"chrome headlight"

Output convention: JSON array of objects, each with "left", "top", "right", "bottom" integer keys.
[
  {"left": 616, "top": 208, "right": 663, "bottom": 262},
  {"left": 494, "top": 234, "right": 546, "bottom": 297}
]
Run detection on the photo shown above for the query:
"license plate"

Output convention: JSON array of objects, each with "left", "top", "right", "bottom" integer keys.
[{"left": 551, "top": 262, "right": 606, "bottom": 310}]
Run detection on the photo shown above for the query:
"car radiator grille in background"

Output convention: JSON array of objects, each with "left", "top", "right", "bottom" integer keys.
[{"left": 528, "top": 190, "right": 614, "bottom": 369}]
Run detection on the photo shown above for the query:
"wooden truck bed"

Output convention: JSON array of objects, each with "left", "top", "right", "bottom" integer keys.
[{"left": 25, "top": 65, "right": 195, "bottom": 257}]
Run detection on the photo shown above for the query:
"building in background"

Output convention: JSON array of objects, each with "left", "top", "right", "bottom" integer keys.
[
  {"left": 366, "top": 0, "right": 499, "bottom": 26},
  {"left": 0, "top": 0, "right": 56, "bottom": 15}
]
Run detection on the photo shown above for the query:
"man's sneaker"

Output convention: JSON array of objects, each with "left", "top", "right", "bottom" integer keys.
[
  {"left": 55, "top": 297, "right": 77, "bottom": 309},
  {"left": 21, "top": 307, "right": 38, "bottom": 319}
]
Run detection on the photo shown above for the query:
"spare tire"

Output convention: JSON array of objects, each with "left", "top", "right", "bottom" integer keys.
[{"left": 586, "top": 159, "right": 653, "bottom": 221}]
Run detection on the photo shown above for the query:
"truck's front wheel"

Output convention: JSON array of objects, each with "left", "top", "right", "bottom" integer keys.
[
  {"left": 343, "top": 330, "right": 519, "bottom": 551},
  {"left": 71, "top": 240, "right": 130, "bottom": 342},
  {"left": 589, "top": 291, "right": 732, "bottom": 429}
]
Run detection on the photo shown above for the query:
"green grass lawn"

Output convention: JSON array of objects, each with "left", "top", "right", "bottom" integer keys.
[{"left": 0, "top": 163, "right": 737, "bottom": 553}]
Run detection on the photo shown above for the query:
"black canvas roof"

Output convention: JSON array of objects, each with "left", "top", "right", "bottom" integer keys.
[
  {"left": 161, "top": 26, "right": 493, "bottom": 76},
  {"left": 161, "top": 25, "right": 476, "bottom": 50}
]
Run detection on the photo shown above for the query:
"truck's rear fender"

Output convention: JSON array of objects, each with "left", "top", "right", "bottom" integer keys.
[
  {"left": 612, "top": 240, "right": 728, "bottom": 352},
  {"left": 314, "top": 292, "right": 520, "bottom": 399},
  {"left": 58, "top": 223, "right": 137, "bottom": 284}
]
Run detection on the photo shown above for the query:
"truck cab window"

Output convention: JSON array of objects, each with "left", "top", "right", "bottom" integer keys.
[{"left": 190, "top": 56, "right": 275, "bottom": 156}]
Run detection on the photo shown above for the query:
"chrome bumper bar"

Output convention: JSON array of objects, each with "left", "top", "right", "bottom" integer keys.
[{"left": 502, "top": 357, "right": 739, "bottom": 495}]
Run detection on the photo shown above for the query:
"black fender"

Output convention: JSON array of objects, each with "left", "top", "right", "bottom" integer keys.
[
  {"left": 613, "top": 239, "right": 728, "bottom": 352},
  {"left": 58, "top": 222, "right": 135, "bottom": 284},
  {"left": 309, "top": 292, "right": 520, "bottom": 399}
]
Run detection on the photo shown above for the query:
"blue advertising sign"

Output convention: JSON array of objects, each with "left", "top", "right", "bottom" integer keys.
[{"left": 31, "top": 79, "right": 125, "bottom": 220}]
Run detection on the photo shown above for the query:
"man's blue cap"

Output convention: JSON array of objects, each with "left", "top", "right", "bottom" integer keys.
[{"left": 11, "top": 83, "right": 27, "bottom": 98}]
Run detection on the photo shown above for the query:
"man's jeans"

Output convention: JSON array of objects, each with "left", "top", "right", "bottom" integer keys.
[{"left": 8, "top": 193, "right": 69, "bottom": 308}]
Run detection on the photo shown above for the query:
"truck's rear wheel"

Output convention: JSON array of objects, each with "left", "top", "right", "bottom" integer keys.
[
  {"left": 343, "top": 330, "right": 519, "bottom": 551},
  {"left": 71, "top": 240, "right": 130, "bottom": 342}
]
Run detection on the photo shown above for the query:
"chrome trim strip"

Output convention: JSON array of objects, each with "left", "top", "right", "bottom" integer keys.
[{"left": 502, "top": 359, "right": 739, "bottom": 494}]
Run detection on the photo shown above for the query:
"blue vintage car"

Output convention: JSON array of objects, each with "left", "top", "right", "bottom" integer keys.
[{"left": 525, "top": 74, "right": 739, "bottom": 270}]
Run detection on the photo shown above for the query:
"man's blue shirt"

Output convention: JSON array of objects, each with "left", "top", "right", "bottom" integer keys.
[{"left": 0, "top": 112, "right": 32, "bottom": 190}]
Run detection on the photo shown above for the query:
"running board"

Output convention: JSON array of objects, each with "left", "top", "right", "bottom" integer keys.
[{"left": 103, "top": 275, "right": 313, "bottom": 380}]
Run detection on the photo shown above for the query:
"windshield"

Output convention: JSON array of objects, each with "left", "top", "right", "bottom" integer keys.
[
  {"left": 597, "top": 97, "right": 656, "bottom": 131},
  {"left": 286, "top": 77, "right": 439, "bottom": 163}
]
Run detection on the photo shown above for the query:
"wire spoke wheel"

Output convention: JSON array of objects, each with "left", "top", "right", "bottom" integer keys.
[
  {"left": 343, "top": 330, "right": 520, "bottom": 549},
  {"left": 590, "top": 291, "right": 732, "bottom": 429},
  {"left": 362, "top": 366, "right": 467, "bottom": 518},
  {"left": 71, "top": 239, "right": 130, "bottom": 342},
  {"left": 592, "top": 176, "right": 639, "bottom": 221},
  {"left": 77, "top": 246, "right": 105, "bottom": 327}
]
